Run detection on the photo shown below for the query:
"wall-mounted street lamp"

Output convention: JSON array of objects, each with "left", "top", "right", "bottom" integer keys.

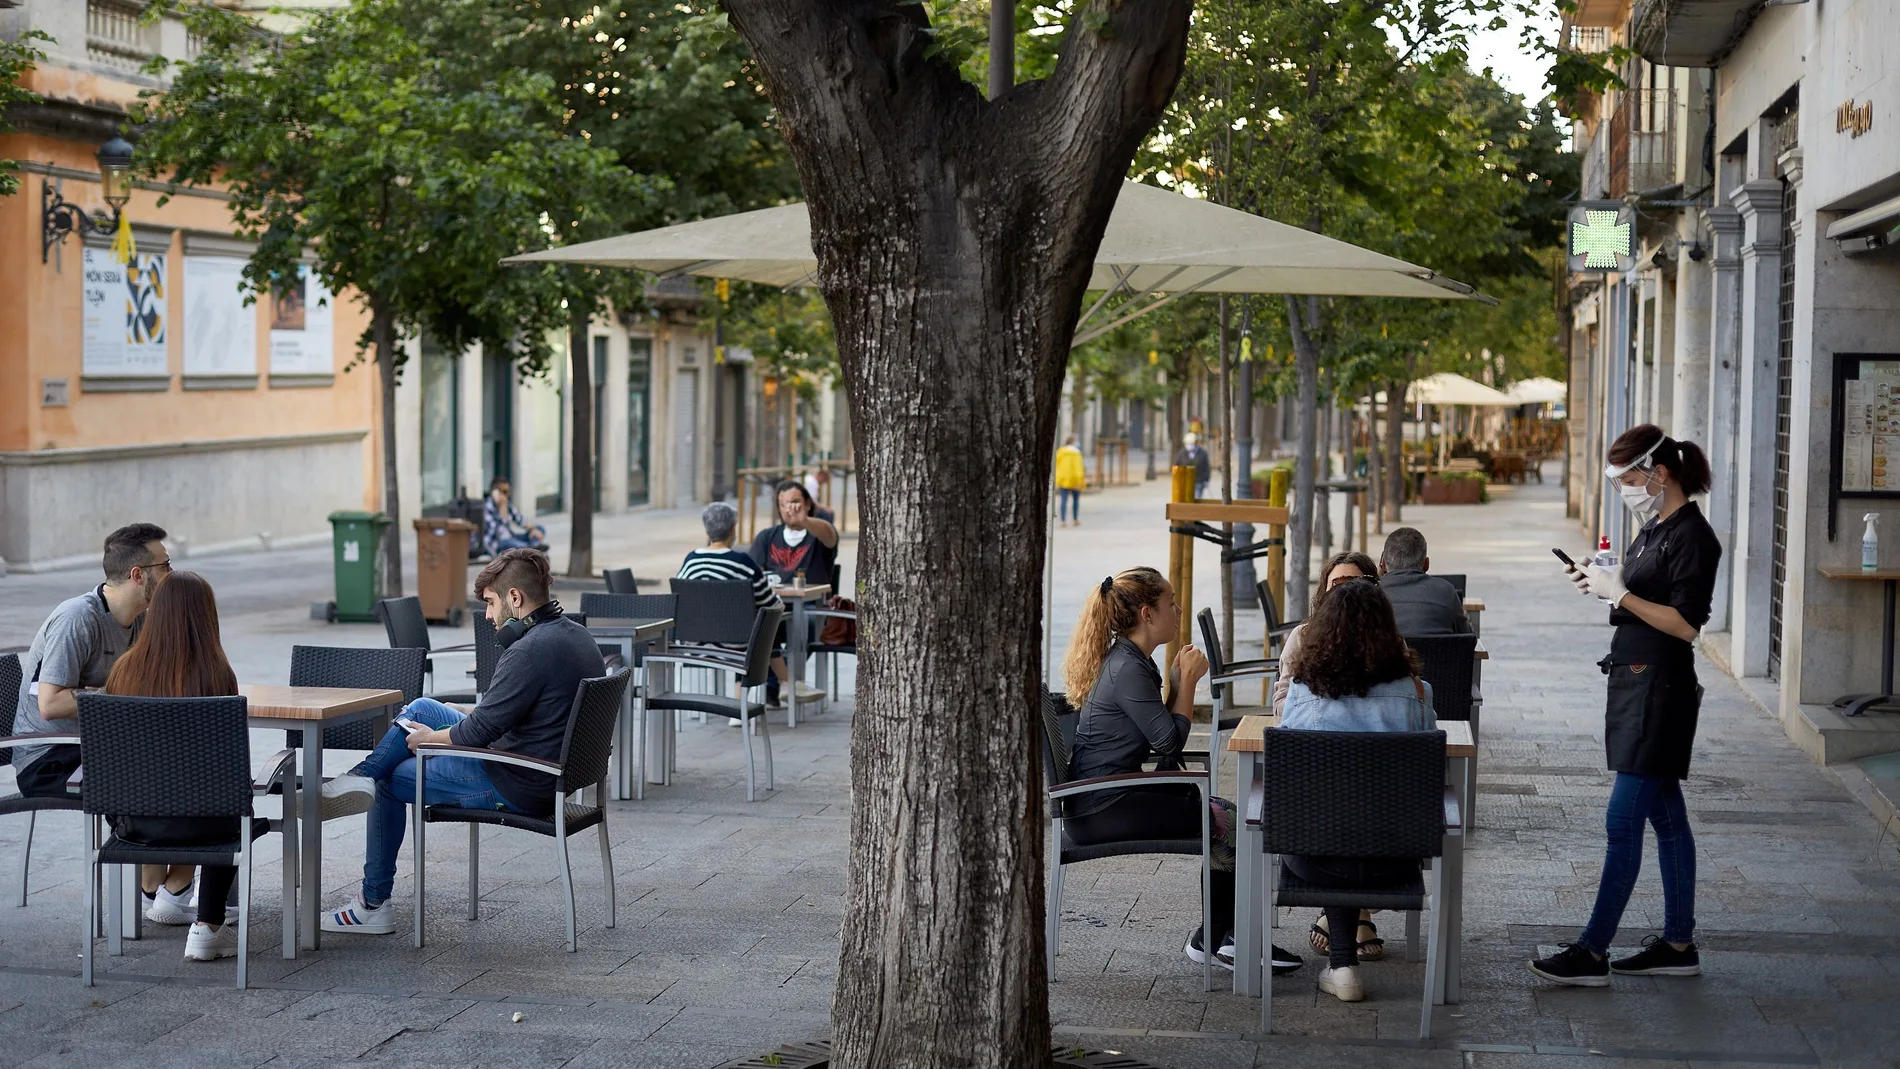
[{"left": 41, "top": 136, "right": 136, "bottom": 263}]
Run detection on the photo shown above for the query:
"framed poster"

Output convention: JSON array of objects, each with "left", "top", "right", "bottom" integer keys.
[
  {"left": 183, "top": 255, "right": 258, "bottom": 377},
  {"left": 1828, "top": 353, "right": 1900, "bottom": 539},
  {"left": 269, "top": 265, "right": 334, "bottom": 376},
  {"left": 82, "top": 246, "right": 169, "bottom": 378}
]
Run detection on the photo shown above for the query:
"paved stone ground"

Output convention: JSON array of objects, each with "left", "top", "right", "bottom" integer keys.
[{"left": 3, "top": 467, "right": 1898, "bottom": 1068}]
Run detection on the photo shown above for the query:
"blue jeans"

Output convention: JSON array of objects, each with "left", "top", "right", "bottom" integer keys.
[
  {"left": 494, "top": 531, "right": 545, "bottom": 552},
  {"left": 1058, "top": 488, "right": 1081, "bottom": 522},
  {"left": 349, "top": 698, "right": 512, "bottom": 905},
  {"left": 1578, "top": 772, "right": 1696, "bottom": 954}
]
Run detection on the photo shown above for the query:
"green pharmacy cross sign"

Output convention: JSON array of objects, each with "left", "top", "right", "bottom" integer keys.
[{"left": 1568, "top": 202, "right": 1636, "bottom": 274}]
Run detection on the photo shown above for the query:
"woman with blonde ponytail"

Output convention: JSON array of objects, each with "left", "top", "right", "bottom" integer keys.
[{"left": 1061, "top": 567, "right": 1304, "bottom": 976}]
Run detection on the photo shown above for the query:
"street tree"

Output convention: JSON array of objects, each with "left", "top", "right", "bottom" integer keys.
[
  {"left": 716, "top": 4, "right": 1190, "bottom": 1065},
  {"left": 133, "top": 0, "right": 631, "bottom": 595},
  {"left": 0, "top": 29, "right": 48, "bottom": 198}
]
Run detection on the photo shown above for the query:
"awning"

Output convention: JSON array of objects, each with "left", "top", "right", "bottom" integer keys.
[
  {"left": 1407, "top": 372, "right": 1515, "bottom": 407},
  {"left": 1502, "top": 376, "right": 1568, "bottom": 405}
]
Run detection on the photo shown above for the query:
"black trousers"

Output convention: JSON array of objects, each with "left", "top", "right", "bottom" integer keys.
[
  {"left": 1283, "top": 854, "right": 1417, "bottom": 968},
  {"left": 16, "top": 746, "right": 82, "bottom": 798},
  {"left": 1067, "top": 785, "right": 1235, "bottom": 942},
  {"left": 111, "top": 816, "right": 241, "bottom": 927}
]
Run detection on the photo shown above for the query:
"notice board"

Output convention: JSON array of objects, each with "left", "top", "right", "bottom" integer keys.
[{"left": 1829, "top": 352, "right": 1900, "bottom": 539}]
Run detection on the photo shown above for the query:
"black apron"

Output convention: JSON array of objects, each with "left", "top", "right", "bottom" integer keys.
[{"left": 1600, "top": 658, "right": 1702, "bottom": 779}]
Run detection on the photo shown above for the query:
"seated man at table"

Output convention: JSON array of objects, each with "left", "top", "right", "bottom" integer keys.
[
  {"left": 319, "top": 548, "right": 604, "bottom": 935},
  {"left": 1376, "top": 527, "right": 1470, "bottom": 636}
]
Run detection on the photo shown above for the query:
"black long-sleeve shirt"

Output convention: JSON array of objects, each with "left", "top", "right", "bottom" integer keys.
[
  {"left": 1067, "top": 637, "right": 1188, "bottom": 816},
  {"left": 448, "top": 614, "right": 606, "bottom": 815},
  {"left": 1609, "top": 501, "right": 1722, "bottom": 667}
]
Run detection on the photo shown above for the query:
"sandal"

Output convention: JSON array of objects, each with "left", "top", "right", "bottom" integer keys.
[
  {"left": 1308, "top": 914, "right": 1386, "bottom": 961},
  {"left": 1309, "top": 917, "right": 1331, "bottom": 955}
]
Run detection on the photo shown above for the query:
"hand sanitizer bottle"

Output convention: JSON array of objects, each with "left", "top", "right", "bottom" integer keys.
[
  {"left": 1864, "top": 513, "right": 1881, "bottom": 572},
  {"left": 1593, "top": 535, "right": 1618, "bottom": 569}
]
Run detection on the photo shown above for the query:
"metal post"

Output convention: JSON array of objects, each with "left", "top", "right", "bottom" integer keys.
[{"left": 989, "top": 2, "right": 1015, "bottom": 100}]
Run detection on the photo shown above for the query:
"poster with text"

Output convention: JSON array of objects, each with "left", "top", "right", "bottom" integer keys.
[
  {"left": 82, "top": 247, "right": 169, "bottom": 377},
  {"left": 184, "top": 255, "right": 257, "bottom": 377},
  {"left": 269, "top": 266, "right": 334, "bottom": 375}
]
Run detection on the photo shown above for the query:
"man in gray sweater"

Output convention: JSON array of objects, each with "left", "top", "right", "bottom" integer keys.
[
  {"left": 319, "top": 549, "right": 605, "bottom": 935},
  {"left": 1378, "top": 527, "right": 1471, "bottom": 636}
]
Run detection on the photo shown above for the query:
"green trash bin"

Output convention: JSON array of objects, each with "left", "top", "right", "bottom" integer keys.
[{"left": 326, "top": 510, "right": 390, "bottom": 623}]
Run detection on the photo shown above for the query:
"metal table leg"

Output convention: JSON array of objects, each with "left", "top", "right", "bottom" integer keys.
[
  {"left": 1233, "top": 749, "right": 1263, "bottom": 997},
  {"left": 1837, "top": 579, "right": 1898, "bottom": 715},
  {"left": 300, "top": 739, "right": 322, "bottom": 951},
  {"left": 787, "top": 597, "right": 808, "bottom": 727}
]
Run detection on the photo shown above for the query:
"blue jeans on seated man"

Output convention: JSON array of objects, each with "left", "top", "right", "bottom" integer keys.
[
  {"left": 495, "top": 531, "right": 546, "bottom": 552},
  {"left": 347, "top": 697, "right": 516, "bottom": 906}
]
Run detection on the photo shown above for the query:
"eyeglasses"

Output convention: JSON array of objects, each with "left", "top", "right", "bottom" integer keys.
[{"left": 143, "top": 559, "right": 173, "bottom": 574}]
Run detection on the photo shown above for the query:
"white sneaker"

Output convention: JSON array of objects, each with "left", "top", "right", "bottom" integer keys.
[
  {"left": 792, "top": 683, "right": 825, "bottom": 702},
  {"left": 1319, "top": 964, "right": 1365, "bottom": 1002},
  {"left": 184, "top": 921, "right": 240, "bottom": 961},
  {"left": 320, "top": 893, "right": 396, "bottom": 935},
  {"left": 320, "top": 774, "right": 376, "bottom": 805},
  {"left": 143, "top": 884, "right": 195, "bottom": 926}
]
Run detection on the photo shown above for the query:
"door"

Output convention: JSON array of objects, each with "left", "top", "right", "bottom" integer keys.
[
  {"left": 673, "top": 367, "right": 699, "bottom": 507},
  {"left": 419, "top": 336, "right": 460, "bottom": 511},
  {"left": 593, "top": 336, "right": 608, "bottom": 506},
  {"left": 627, "top": 337, "right": 651, "bottom": 506},
  {"left": 481, "top": 346, "right": 513, "bottom": 490}
]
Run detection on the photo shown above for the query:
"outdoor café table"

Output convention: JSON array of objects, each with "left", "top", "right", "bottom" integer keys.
[
  {"left": 1817, "top": 566, "right": 1900, "bottom": 715},
  {"left": 1463, "top": 597, "right": 1485, "bottom": 637},
  {"left": 584, "top": 617, "right": 675, "bottom": 799},
  {"left": 242, "top": 683, "right": 406, "bottom": 954},
  {"left": 1226, "top": 714, "right": 1474, "bottom": 1002},
  {"left": 775, "top": 583, "right": 832, "bottom": 726}
]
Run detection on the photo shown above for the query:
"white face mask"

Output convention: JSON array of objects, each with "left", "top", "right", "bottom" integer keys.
[{"left": 1619, "top": 477, "right": 1662, "bottom": 520}]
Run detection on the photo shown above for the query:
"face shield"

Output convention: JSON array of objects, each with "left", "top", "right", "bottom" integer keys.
[
  {"left": 1604, "top": 438, "right": 1662, "bottom": 488},
  {"left": 1606, "top": 438, "right": 1666, "bottom": 521}
]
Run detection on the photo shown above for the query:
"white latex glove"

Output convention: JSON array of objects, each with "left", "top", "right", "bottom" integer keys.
[{"left": 1577, "top": 563, "right": 1628, "bottom": 607}]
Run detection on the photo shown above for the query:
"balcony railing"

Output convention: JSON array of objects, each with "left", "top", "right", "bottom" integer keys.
[
  {"left": 1609, "top": 87, "right": 1680, "bottom": 198},
  {"left": 1567, "top": 26, "right": 1613, "bottom": 54},
  {"left": 86, "top": 0, "right": 157, "bottom": 73}
]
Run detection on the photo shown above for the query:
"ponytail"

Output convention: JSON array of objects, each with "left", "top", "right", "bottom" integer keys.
[
  {"left": 1672, "top": 439, "right": 1712, "bottom": 496},
  {"left": 1062, "top": 566, "right": 1169, "bottom": 708}
]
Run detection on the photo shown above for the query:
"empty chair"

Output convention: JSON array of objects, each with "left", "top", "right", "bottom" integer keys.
[
  {"left": 1041, "top": 690, "right": 1215, "bottom": 990},
  {"left": 1193, "top": 609, "right": 1277, "bottom": 797},
  {"left": 277, "top": 646, "right": 427, "bottom": 828},
  {"left": 1254, "top": 580, "right": 1303, "bottom": 660},
  {"left": 412, "top": 668, "right": 631, "bottom": 952},
  {"left": 1406, "top": 634, "right": 1478, "bottom": 723},
  {"left": 378, "top": 596, "right": 475, "bottom": 701},
  {"left": 577, "top": 591, "right": 675, "bottom": 623},
  {"left": 668, "top": 578, "right": 757, "bottom": 659},
  {"left": 640, "top": 604, "right": 783, "bottom": 801},
  {"left": 76, "top": 693, "right": 294, "bottom": 989},
  {"left": 601, "top": 568, "right": 638, "bottom": 594},
  {"left": 1435, "top": 573, "right": 1468, "bottom": 601},
  {"left": 1257, "top": 728, "right": 1457, "bottom": 1037},
  {"left": 1, "top": 652, "right": 85, "bottom": 908}
]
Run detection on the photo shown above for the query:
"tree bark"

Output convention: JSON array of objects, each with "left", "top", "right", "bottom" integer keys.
[
  {"left": 372, "top": 293, "right": 403, "bottom": 598},
  {"left": 1385, "top": 375, "right": 1409, "bottom": 523},
  {"left": 718, "top": 5, "right": 1190, "bottom": 1066},
  {"left": 567, "top": 306, "right": 594, "bottom": 578},
  {"left": 1283, "top": 295, "right": 1320, "bottom": 619}
]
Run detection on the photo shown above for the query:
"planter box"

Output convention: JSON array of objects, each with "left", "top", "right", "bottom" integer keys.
[{"left": 1419, "top": 475, "right": 1483, "bottom": 505}]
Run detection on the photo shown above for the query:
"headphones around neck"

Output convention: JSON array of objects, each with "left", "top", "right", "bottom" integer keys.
[{"left": 496, "top": 598, "right": 563, "bottom": 649}]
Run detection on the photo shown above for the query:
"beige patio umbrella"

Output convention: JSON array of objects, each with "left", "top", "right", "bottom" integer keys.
[{"left": 1502, "top": 376, "right": 1568, "bottom": 405}]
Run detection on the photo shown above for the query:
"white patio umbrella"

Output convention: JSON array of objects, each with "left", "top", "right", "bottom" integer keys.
[
  {"left": 1502, "top": 376, "right": 1567, "bottom": 405},
  {"left": 1406, "top": 372, "right": 1515, "bottom": 407}
]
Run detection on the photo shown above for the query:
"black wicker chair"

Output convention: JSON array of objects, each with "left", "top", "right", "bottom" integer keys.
[
  {"left": 640, "top": 604, "right": 782, "bottom": 802},
  {"left": 1256, "top": 727, "right": 1457, "bottom": 1037},
  {"left": 270, "top": 646, "right": 427, "bottom": 845},
  {"left": 578, "top": 592, "right": 675, "bottom": 622},
  {"left": 75, "top": 693, "right": 295, "bottom": 989},
  {"left": 1254, "top": 580, "right": 1304, "bottom": 660},
  {"left": 1406, "top": 634, "right": 1477, "bottom": 723},
  {"left": 412, "top": 668, "right": 631, "bottom": 952},
  {"left": 1, "top": 652, "right": 86, "bottom": 909},
  {"left": 601, "top": 568, "right": 638, "bottom": 594},
  {"left": 378, "top": 596, "right": 476, "bottom": 701},
  {"left": 1041, "top": 690, "right": 1214, "bottom": 991},
  {"left": 1434, "top": 573, "right": 1468, "bottom": 601},
  {"left": 1194, "top": 609, "right": 1278, "bottom": 797}
]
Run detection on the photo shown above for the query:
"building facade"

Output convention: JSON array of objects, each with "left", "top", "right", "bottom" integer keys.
[{"left": 1563, "top": 0, "right": 1900, "bottom": 768}]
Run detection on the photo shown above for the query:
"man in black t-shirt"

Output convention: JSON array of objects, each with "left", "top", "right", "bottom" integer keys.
[{"left": 748, "top": 479, "right": 839, "bottom": 589}]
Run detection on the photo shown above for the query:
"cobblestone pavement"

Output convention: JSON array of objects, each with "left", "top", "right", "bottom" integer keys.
[{"left": 2, "top": 467, "right": 1897, "bottom": 1068}]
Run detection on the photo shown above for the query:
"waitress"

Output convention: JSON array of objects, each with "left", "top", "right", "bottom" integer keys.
[{"left": 1532, "top": 423, "right": 1721, "bottom": 987}]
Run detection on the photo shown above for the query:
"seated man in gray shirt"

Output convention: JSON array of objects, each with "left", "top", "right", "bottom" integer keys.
[
  {"left": 1377, "top": 527, "right": 1471, "bottom": 636},
  {"left": 319, "top": 548, "right": 607, "bottom": 935},
  {"left": 12, "top": 523, "right": 171, "bottom": 797}
]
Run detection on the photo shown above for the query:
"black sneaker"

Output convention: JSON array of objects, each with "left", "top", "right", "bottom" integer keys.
[
  {"left": 1611, "top": 935, "right": 1701, "bottom": 976},
  {"left": 1185, "top": 926, "right": 1235, "bottom": 971},
  {"left": 1270, "top": 944, "right": 1303, "bottom": 975},
  {"left": 1529, "top": 943, "right": 1610, "bottom": 987}
]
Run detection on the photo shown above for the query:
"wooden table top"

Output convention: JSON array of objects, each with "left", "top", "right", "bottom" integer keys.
[
  {"left": 1474, "top": 642, "right": 1488, "bottom": 661},
  {"left": 774, "top": 584, "right": 833, "bottom": 601},
  {"left": 1224, "top": 713, "right": 1475, "bottom": 758},
  {"left": 584, "top": 617, "right": 676, "bottom": 639},
  {"left": 1818, "top": 566, "right": 1900, "bottom": 580},
  {"left": 239, "top": 684, "right": 405, "bottom": 722},
  {"left": 1464, "top": 598, "right": 1486, "bottom": 613}
]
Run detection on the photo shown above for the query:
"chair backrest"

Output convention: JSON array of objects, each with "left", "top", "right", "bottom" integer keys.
[
  {"left": 1260, "top": 728, "right": 1445, "bottom": 859},
  {"left": 601, "top": 568, "right": 638, "bottom": 594},
  {"left": 557, "top": 668, "right": 632, "bottom": 789},
  {"left": 670, "top": 579, "right": 759, "bottom": 646},
  {"left": 1196, "top": 608, "right": 1230, "bottom": 700},
  {"left": 472, "top": 613, "right": 502, "bottom": 692},
  {"left": 378, "top": 596, "right": 432, "bottom": 653},
  {"left": 1256, "top": 579, "right": 1284, "bottom": 631},
  {"left": 739, "top": 604, "right": 785, "bottom": 688},
  {"left": 286, "top": 645, "right": 425, "bottom": 751},
  {"left": 577, "top": 592, "right": 676, "bottom": 622},
  {"left": 75, "top": 693, "right": 254, "bottom": 819},
  {"left": 1435, "top": 573, "right": 1468, "bottom": 600},
  {"left": 1406, "top": 633, "right": 1478, "bottom": 722},
  {"left": 1039, "top": 690, "right": 1078, "bottom": 789},
  {"left": 0, "top": 653, "right": 19, "bottom": 768}
]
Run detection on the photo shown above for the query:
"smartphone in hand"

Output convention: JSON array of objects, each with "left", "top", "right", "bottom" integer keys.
[
  {"left": 1552, "top": 547, "right": 1578, "bottom": 568},
  {"left": 397, "top": 718, "right": 427, "bottom": 735}
]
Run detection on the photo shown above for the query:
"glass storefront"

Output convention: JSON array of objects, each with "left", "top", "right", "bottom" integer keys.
[
  {"left": 419, "top": 337, "right": 459, "bottom": 510},
  {"left": 627, "top": 337, "right": 651, "bottom": 506}
]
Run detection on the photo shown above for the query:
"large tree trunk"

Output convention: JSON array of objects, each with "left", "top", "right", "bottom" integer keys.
[
  {"left": 567, "top": 306, "right": 595, "bottom": 578},
  {"left": 1283, "top": 295, "right": 1320, "bottom": 618},
  {"left": 372, "top": 294, "right": 403, "bottom": 598},
  {"left": 721, "top": 6, "right": 1189, "bottom": 1066}
]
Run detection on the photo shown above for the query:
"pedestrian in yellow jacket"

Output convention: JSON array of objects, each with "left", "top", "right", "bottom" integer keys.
[{"left": 1055, "top": 437, "right": 1087, "bottom": 526}]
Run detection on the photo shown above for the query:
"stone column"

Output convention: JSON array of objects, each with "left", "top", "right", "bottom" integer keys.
[
  {"left": 1651, "top": 273, "right": 1676, "bottom": 434},
  {"left": 1671, "top": 212, "right": 1715, "bottom": 446},
  {"left": 1702, "top": 204, "right": 1745, "bottom": 634},
  {"left": 1727, "top": 176, "right": 1786, "bottom": 678}
]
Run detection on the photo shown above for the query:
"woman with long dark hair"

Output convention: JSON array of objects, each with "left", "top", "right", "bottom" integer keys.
[
  {"left": 1279, "top": 579, "right": 1435, "bottom": 1002},
  {"left": 102, "top": 570, "right": 246, "bottom": 963},
  {"left": 1533, "top": 423, "right": 1720, "bottom": 986},
  {"left": 1062, "top": 568, "right": 1303, "bottom": 975},
  {"left": 1271, "top": 550, "right": 1380, "bottom": 716}
]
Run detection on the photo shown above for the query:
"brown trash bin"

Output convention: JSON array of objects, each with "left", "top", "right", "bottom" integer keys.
[{"left": 413, "top": 517, "right": 475, "bottom": 625}]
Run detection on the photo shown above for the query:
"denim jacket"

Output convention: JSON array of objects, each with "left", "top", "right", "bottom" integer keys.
[{"left": 1281, "top": 676, "right": 1436, "bottom": 733}]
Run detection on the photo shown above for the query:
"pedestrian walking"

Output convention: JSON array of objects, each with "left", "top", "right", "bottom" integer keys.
[
  {"left": 1532, "top": 424, "right": 1720, "bottom": 986},
  {"left": 1176, "top": 432, "right": 1211, "bottom": 499},
  {"left": 1055, "top": 436, "right": 1086, "bottom": 526}
]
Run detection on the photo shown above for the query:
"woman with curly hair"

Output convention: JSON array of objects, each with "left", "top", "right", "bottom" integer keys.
[
  {"left": 1271, "top": 550, "right": 1380, "bottom": 716},
  {"left": 1280, "top": 578, "right": 1435, "bottom": 1003}
]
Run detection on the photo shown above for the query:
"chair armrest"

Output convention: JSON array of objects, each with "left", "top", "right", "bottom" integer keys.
[
  {"left": 1443, "top": 786, "right": 1462, "bottom": 832},
  {"left": 667, "top": 643, "right": 746, "bottom": 664},
  {"left": 642, "top": 653, "right": 743, "bottom": 675},
  {"left": 1226, "top": 657, "right": 1277, "bottom": 674},
  {"left": 808, "top": 609, "right": 856, "bottom": 621},
  {"left": 1246, "top": 778, "right": 1264, "bottom": 825},
  {"left": 253, "top": 748, "right": 298, "bottom": 791},
  {"left": 415, "top": 743, "right": 562, "bottom": 775},
  {"left": 433, "top": 642, "right": 476, "bottom": 654},
  {"left": 1210, "top": 665, "right": 1277, "bottom": 687},
  {"left": 0, "top": 733, "right": 82, "bottom": 751},
  {"left": 1049, "top": 770, "right": 1208, "bottom": 801},
  {"left": 1266, "top": 622, "right": 1300, "bottom": 638}
]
